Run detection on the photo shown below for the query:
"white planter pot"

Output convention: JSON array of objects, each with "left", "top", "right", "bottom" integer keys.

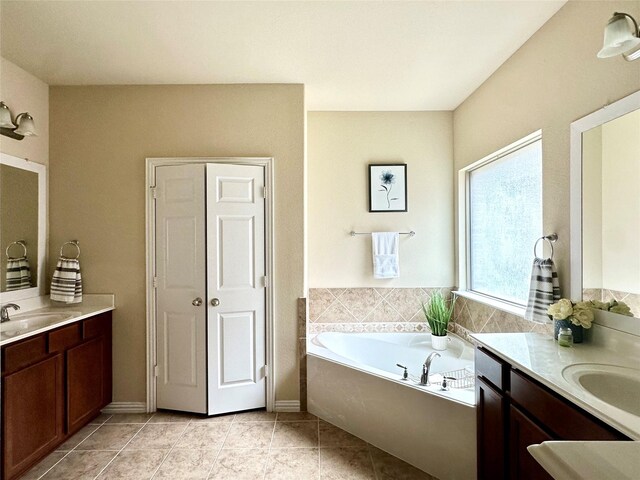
[{"left": 431, "top": 334, "right": 449, "bottom": 351}]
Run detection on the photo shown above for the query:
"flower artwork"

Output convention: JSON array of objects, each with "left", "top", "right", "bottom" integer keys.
[{"left": 369, "top": 164, "right": 407, "bottom": 212}]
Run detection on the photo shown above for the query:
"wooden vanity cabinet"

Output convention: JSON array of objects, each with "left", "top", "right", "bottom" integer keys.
[
  {"left": 475, "top": 346, "right": 629, "bottom": 480},
  {"left": 1, "top": 311, "right": 112, "bottom": 480}
]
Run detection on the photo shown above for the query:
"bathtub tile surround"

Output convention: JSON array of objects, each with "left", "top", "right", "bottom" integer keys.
[
  {"left": 583, "top": 289, "right": 640, "bottom": 318},
  {"left": 452, "top": 294, "right": 553, "bottom": 341},
  {"left": 308, "top": 287, "right": 453, "bottom": 334},
  {"left": 23, "top": 411, "right": 433, "bottom": 479},
  {"left": 297, "top": 297, "right": 307, "bottom": 411}
]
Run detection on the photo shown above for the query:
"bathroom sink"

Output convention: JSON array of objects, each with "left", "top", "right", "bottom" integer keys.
[
  {"left": 562, "top": 363, "right": 640, "bottom": 417},
  {"left": 1, "top": 312, "right": 77, "bottom": 336}
]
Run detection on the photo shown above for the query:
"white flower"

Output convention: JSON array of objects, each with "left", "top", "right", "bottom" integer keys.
[
  {"left": 571, "top": 303, "right": 594, "bottom": 328},
  {"left": 548, "top": 299, "right": 573, "bottom": 320}
]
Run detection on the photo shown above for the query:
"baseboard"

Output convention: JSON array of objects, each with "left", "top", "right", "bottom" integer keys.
[
  {"left": 101, "top": 402, "right": 148, "bottom": 414},
  {"left": 274, "top": 400, "right": 300, "bottom": 412}
]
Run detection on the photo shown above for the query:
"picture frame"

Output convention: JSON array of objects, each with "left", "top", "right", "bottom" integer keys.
[{"left": 368, "top": 164, "right": 407, "bottom": 212}]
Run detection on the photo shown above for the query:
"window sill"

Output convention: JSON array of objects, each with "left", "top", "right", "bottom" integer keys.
[{"left": 453, "top": 290, "right": 526, "bottom": 318}]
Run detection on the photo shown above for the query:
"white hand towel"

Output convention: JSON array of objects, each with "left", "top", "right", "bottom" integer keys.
[
  {"left": 50, "top": 258, "right": 83, "bottom": 304},
  {"left": 372, "top": 232, "right": 400, "bottom": 279}
]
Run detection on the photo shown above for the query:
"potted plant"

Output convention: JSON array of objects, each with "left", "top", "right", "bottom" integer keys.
[{"left": 421, "top": 292, "right": 456, "bottom": 351}]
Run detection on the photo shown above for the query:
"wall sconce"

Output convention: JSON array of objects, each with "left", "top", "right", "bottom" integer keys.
[
  {"left": 0, "top": 101, "right": 38, "bottom": 140},
  {"left": 597, "top": 12, "right": 640, "bottom": 61}
]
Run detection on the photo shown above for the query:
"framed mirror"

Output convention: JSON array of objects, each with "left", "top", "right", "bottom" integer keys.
[
  {"left": 0, "top": 153, "right": 47, "bottom": 301},
  {"left": 570, "top": 90, "right": 640, "bottom": 334}
]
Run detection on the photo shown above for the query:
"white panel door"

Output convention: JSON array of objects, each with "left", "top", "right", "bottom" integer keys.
[
  {"left": 155, "top": 164, "right": 207, "bottom": 413},
  {"left": 206, "top": 163, "right": 266, "bottom": 415}
]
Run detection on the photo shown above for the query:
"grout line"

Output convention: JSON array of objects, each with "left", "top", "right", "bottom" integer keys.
[
  {"left": 204, "top": 418, "right": 234, "bottom": 479},
  {"left": 317, "top": 418, "right": 321, "bottom": 480},
  {"left": 148, "top": 421, "right": 190, "bottom": 479},
  {"left": 35, "top": 450, "right": 74, "bottom": 479},
  {"left": 367, "top": 443, "right": 380, "bottom": 480},
  {"left": 261, "top": 414, "right": 279, "bottom": 480},
  {"left": 90, "top": 422, "right": 147, "bottom": 479}
]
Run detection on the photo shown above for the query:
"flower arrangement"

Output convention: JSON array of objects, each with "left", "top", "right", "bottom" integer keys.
[
  {"left": 547, "top": 298, "right": 633, "bottom": 329},
  {"left": 421, "top": 292, "right": 456, "bottom": 337}
]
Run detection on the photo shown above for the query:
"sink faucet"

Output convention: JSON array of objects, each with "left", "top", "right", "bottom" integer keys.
[
  {"left": 1, "top": 303, "right": 20, "bottom": 323},
  {"left": 420, "top": 352, "right": 441, "bottom": 385}
]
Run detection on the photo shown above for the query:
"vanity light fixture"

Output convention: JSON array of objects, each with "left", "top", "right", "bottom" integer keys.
[
  {"left": 597, "top": 12, "right": 640, "bottom": 61},
  {"left": 0, "top": 101, "right": 37, "bottom": 140}
]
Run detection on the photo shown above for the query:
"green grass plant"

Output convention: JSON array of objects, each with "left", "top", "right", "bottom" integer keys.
[{"left": 421, "top": 292, "right": 456, "bottom": 337}]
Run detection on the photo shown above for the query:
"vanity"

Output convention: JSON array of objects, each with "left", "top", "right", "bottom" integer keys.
[{"left": 1, "top": 297, "right": 115, "bottom": 479}]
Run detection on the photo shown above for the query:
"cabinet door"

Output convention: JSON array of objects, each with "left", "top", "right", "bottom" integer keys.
[
  {"left": 509, "top": 405, "right": 554, "bottom": 480},
  {"left": 2, "top": 354, "right": 64, "bottom": 480},
  {"left": 476, "top": 376, "right": 507, "bottom": 480},
  {"left": 67, "top": 336, "right": 105, "bottom": 434}
]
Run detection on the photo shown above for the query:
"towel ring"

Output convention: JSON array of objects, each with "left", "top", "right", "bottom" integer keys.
[
  {"left": 5, "top": 240, "right": 27, "bottom": 260},
  {"left": 533, "top": 233, "right": 558, "bottom": 259},
  {"left": 60, "top": 241, "right": 81, "bottom": 260}
]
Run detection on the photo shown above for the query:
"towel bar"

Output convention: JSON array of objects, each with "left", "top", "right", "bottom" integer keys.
[{"left": 350, "top": 231, "right": 415, "bottom": 237}]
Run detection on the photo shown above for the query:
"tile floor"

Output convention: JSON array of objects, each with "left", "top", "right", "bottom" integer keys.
[{"left": 22, "top": 410, "right": 437, "bottom": 479}]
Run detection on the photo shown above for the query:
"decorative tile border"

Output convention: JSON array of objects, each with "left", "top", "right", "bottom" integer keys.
[{"left": 308, "top": 287, "right": 452, "bottom": 334}]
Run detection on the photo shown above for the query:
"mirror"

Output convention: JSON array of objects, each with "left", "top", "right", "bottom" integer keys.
[
  {"left": 0, "top": 153, "right": 47, "bottom": 301},
  {"left": 570, "top": 90, "right": 640, "bottom": 332}
]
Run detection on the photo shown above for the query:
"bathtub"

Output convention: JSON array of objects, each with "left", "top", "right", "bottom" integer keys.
[{"left": 307, "top": 332, "right": 477, "bottom": 480}]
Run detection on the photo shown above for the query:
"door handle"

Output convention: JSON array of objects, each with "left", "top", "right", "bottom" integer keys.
[
  {"left": 210, "top": 298, "right": 220, "bottom": 307},
  {"left": 192, "top": 297, "right": 203, "bottom": 307}
]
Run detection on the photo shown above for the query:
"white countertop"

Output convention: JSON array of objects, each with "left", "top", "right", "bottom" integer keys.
[
  {"left": 470, "top": 329, "right": 640, "bottom": 440},
  {"left": 0, "top": 294, "right": 115, "bottom": 347},
  {"left": 528, "top": 441, "right": 640, "bottom": 480}
]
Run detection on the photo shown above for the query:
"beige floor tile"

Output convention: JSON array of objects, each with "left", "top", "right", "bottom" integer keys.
[
  {"left": 97, "top": 450, "right": 167, "bottom": 479},
  {"left": 223, "top": 422, "right": 275, "bottom": 448},
  {"left": 153, "top": 448, "right": 219, "bottom": 479},
  {"left": 369, "top": 447, "right": 436, "bottom": 480},
  {"left": 149, "top": 411, "right": 196, "bottom": 423},
  {"left": 76, "top": 424, "right": 142, "bottom": 451},
  {"left": 21, "top": 451, "right": 67, "bottom": 480},
  {"left": 320, "top": 448, "right": 375, "bottom": 480},
  {"left": 189, "top": 413, "right": 236, "bottom": 423},
  {"left": 107, "top": 413, "right": 154, "bottom": 424},
  {"left": 319, "top": 421, "right": 367, "bottom": 448},
  {"left": 126, "top": 423, "right": 188, "bottom": 450},
  {"left": 89, "top": 413, "right": 113, "bottom": 425},
  {"left": 233, "top": 410, "right": 277, "bottom": 422},
  {"left": 277, "top": 412, "right": 318, "bottom": 422},
  {"left": 56, "top": 425, "right": 100, "bottom": 451},
  {"left": 175, "top": 423, "right": 231, "bottom": 449},
  {"left": 208, "top": 448, "right": 269, "bottom": 480},
  {"left": 41, "top": 451, "right": 116, "bottom": 480},
  {"left": 265, "top": 448, "right": 319, "bottom": 480},
  {"left": 271, "top": 421, "right": 318, "bottom": 448}
]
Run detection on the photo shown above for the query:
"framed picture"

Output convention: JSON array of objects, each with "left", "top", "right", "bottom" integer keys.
[{"left": 368, "top": 164, "right": 407, "bottom": 212}]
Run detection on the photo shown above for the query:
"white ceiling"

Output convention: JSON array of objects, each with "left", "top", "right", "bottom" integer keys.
[{"left": 0, "top": 1, "right": 566, "bottom": 111}]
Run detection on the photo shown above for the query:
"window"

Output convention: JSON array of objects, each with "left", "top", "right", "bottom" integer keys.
[{"left": 460, "top": 131, "right": 542, "bottom": 309}]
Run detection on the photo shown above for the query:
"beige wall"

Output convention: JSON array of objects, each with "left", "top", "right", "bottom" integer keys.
[
  {"left": 0, "top": 57, "right": 49, "bottom": 165},
  {"left": 308, "top": 112, "right": 454, "bottom": 287},
  {"left": 49, "top": 85, "right": 305, "bottom": 403},
  {"left": 453, "top": 0, "right": 640, "bottom": 298}
]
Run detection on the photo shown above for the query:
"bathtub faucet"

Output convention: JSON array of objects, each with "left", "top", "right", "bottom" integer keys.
[{"left": 420, "top": 352, "right": 441, "bottom": 385}]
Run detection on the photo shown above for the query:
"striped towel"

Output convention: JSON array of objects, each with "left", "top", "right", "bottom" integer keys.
[
  {"left": 50, "top": 258, "right": 82, "bottom": 304},
  {"left": 6, "top": 257, "right": 31, "bottom": 291},
  {"left": 524, "top": 257, "right": 560, "bottom": 324}
]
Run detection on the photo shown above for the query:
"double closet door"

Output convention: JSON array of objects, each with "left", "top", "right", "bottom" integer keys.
[{"left": 154, "top": 162, "right": 266, "bottom": 415}]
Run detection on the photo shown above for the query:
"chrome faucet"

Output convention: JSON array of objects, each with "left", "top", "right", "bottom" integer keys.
[
  {"left": 1, "top": 303, "right": 20, "bottom": 323},
  {"left": 420, "top": 352, "right": 441, "bottom": 385}
]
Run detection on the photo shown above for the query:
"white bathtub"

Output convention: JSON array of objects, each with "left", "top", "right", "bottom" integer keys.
[{"left": 307, "top": 332, "right": 477, "bottom": 480}]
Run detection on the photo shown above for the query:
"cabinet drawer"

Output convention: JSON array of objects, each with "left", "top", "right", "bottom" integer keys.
[
  {"left": 83, "top": 313, "right": 109, "bottom": 339},
  {"left": 476, "top": 347, "right": 508, "bottom": 391},
  {"left": 510, "top": 369, "right": 627, "bottom": 440},
  {"left": 48, "top": 323, "right": 82, "bottom": 353},
  {"left": 2, "top": 335, "right": 48, "bottom": 375}
]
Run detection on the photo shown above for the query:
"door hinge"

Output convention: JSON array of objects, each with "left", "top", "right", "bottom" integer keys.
[
  {"left": 263, "top": 186, "right": 267, "bottom": 199},
  {"left": 152, "top": 276, "right": 158, "bottom": 288},
  {"left": 150, "top": 186, "right": 157, "bottom": 199},
  {"left": 154, "top": 365, "right": 159, "bottom": 377},
  {"left": 262, "top": 276, "right": 268, "bottom": 288},
  {"left": 264, "top": 365, "right": 269, "bottom": 377}
]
